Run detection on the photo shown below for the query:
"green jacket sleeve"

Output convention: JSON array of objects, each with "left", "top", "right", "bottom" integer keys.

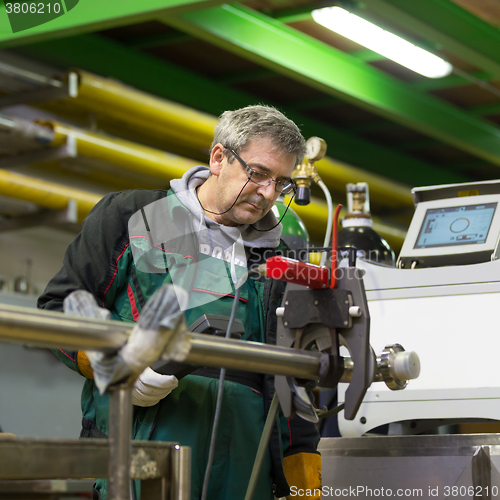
[{"left": 37, "top": 190, "right": 166, "bottom": 372}]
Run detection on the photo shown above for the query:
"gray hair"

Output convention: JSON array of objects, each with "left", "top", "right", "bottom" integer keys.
[{"left": 211, "top": 105, "right": 306, "bottom": 167}]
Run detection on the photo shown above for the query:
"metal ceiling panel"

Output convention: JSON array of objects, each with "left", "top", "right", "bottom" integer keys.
[{"left": 164, "top": 5, "right": 500, "bottom": 168}]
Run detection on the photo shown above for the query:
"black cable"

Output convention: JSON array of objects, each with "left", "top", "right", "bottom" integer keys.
[
  {"left": 318, "top": 403, "right": 345, "bottom": 419},
  {"left": 130, "top": 481, "right": 137, "bottom": 500},
  {"left": 199, "top": 179, "right": 250, "bottom": 215},
  {"left": 318, "top": 388, "right": 338, "bottom": 435},
  {"left": 201, "top": 271, "right": 249, "bottom": 500},
  {"left": 244, "top": 393, "right": 280, "bottom": 500},
  {"left": 250, "top": 191, "right": 297, "bottom": 232}
]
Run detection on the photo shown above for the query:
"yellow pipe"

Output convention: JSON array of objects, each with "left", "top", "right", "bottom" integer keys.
[
  {"left": 315, "top": 157, "right": 413, "bottom": 209},
  {"left": 0, "top": 166, "right": 405, "bottom": 251},
  {"left": 45, "top": 120, "right": 407, "bottom": 247},
  {"left": 0, "top": 169, "right": 101, "bottom": 222},
  {"left": 65, "top": 70, "right": 413, "bottom": 210},
  {"left": 45, "top": 121, "right": 202, "bottom": 182},
  {"left": 0, "top": 163, "right": 405, "bottom": 251},
  {"left": 69, "top": 70, "right": 216, "bottom": 154}
]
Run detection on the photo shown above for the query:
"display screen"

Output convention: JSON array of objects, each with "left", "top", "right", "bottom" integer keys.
[{"left": 414, "top": 202, "right": 497, "bottom": 249}]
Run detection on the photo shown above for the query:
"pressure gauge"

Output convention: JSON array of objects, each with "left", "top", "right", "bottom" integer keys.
[{"left": 305, "top": 136, "right": 327, "bottom": 162}]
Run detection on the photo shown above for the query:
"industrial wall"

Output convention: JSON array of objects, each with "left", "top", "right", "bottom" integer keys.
[{"left": 0, "top": 226, "right": 82, "bottom": 438}]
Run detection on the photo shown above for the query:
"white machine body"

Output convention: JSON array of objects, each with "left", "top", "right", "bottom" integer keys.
[
  {"left": 338, "top": 180, "right": 500, "bottom": 437},
  {"left": 338, "top": 258, "right": 500, "bottom": 436}
]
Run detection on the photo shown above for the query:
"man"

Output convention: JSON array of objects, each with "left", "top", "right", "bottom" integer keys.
[{"left": 38, "top": 105, "right": 322, "bottom": 499}]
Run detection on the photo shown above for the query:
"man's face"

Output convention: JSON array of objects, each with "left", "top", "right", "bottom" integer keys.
[{"left": 209, "top": 138, "right": 297, "bottom": 226}]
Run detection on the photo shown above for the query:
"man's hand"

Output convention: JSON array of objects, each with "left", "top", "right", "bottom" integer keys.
[
  {"left": 63, "top": 290, "right": 111, "bottom": 380},
  {"left": 131, "top": 367, "right": 178, "bottom": 407},
  {"left": 119, "top": 284, "right": 188, "bottom": 375},
  {"left": 63, "top": 285, "right": 188, "bottom": 395}
]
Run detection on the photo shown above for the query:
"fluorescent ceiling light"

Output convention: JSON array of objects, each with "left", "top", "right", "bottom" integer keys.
[{"left": 312, "top": 6, "right": 453, "bottom": 78}]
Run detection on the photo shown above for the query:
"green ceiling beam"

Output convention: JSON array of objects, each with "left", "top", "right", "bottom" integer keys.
[
  {"left": 272, "top": 8, "right": 419, "bottom": 64},
  {"left": 273, "top": 2, "right": 496, "bottom": 91},
  {"left": 12, "top": 33, "right": 251, "bottom": 114},
  {"left": 287, "top": 96, "right": 343, "bottom": 111},
  {"left": 12, "top": 33, "right": 461, "bottom": 186},
  {"left": 219, "top": 67, "right": 276, "bottom": 85},
  {"left": 0, "top": 0, "right": 224, "bottom": 48},
  {"left": 271, "top": 6, "right": 312, "bottom": 24},
  {"left": 411, "top": 71, "right": 492, "bottom": 92},
  {"left": 361, "top": 0, "right": 500, "bottom": 78},
  {"left": 396, "top": 139, "right": 438, "bottom": 153},
  {"left": 165, "top": 5, "right": 500, "bottom": 168},
  {"left": 450, "top": 160, "right": 492, "bottom": 172},
  {"left": 128, "top": 31, "right": 193, "bottom": 50},
  {"left": 352, "top": 49, "right": 384, "bottom": 63},
  {"left": 348, "top": 120, "right": 394, "bottom": 135},
  {"left": 469, "top": 103, "right": 500, "bottom": 118}
]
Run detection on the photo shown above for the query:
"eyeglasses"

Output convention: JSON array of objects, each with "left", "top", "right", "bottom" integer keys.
[{"left": 225, "top": 146, "right": 296, "bottom": 195}]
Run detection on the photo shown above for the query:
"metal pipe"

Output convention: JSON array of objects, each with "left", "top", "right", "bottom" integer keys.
[
  {"left": 0, "top": 114, "right": 55, "bottom": 143},
  {"left": 340, "top": 357, "right": 354, "bottom": 384},
  {"left": 0, "top": 304, "right": 323, "bottom": 380},
  {"left": 108, "top": 384, "right": 133, "bottom": 500},
  {"left": 0, "top": 115, "right": 16, "bottom": 132},
  {"left": 64, "top": 71, "right": 413, "bottom": 212},
  {"left": 61, "top": 70, "right": 215, "bottom": 154},
  {"left": 0, "top": 60, "right": 63, "bottom": 88},
  {"left": 0, "top": 304, "right": 419, "bottom": 386},
  {"left": 340, "top": 349, "right": 420, "bottom": 387},
  {"left": 0, "top": 169, "right": 101, "bottom": 223},
  {"left": 184, "top": 333, "right": 321, "bottom": 380},
  {"left": 171, "top": 446, "right": 191, "bottom": 500},
  {"left": 244, "top": 393, "right": 280, "bottom": 500},
  {"left": 0, "top": 304, "right": 128, "bottom": 351},
  {"left": 46, "top": 121, "right": 200, "bottom": 182},
  {"left": 340, "top": 354, "right": 396, "bottom": 383},
  {"left": 0, "top": 304, "right": 419, "bottom": 389}
]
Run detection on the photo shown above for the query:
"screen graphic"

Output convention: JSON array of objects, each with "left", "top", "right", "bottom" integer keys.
[{"left": 414, "top": 202, "right": 497, "bottom": 249}]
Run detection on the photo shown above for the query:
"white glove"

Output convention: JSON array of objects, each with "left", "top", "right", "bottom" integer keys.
[
  {"left": 64, "top": 290, "right": 111, "bottom": 321},
  {"left": 119, "top": 284, "right": 188, "bottom": 374},
  {"left": 63, "top": 285, "right": 188, "bottom": 395},
  {"left": 132, "top": 367, "right": 178, "bottom": 407},
  {"left": 63, "top": 290, "right": 133, "bottom": 389}
]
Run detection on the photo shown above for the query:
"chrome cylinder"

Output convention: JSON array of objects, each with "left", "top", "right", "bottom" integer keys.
[
  {"left": 171, "top": 445, "right": 191, "bottom": 500},
  {"left": 0, "top": 304, "right": 323, "bottom": 380},
  {"left": 0, "top": 304, "right": 418, "bottom": 387},
  {"left": 184, "top": 334, "right": 321, "bottom": 379},
  {"left": 0, "top": 304, "right": 128, "bottom": 351},
  {"left": 108, "top": 384, "right": 133, "bottom": 500},
  {"left": 0, "top": 114, "right": 55, "bottom": 143},
  {"left": 340, "top": 345, "right": 420, "bottom": 389}
]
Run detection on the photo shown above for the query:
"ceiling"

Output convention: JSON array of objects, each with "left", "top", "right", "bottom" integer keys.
[{"left": 1, "top": 0, "right": 500, "bottom": 249}]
